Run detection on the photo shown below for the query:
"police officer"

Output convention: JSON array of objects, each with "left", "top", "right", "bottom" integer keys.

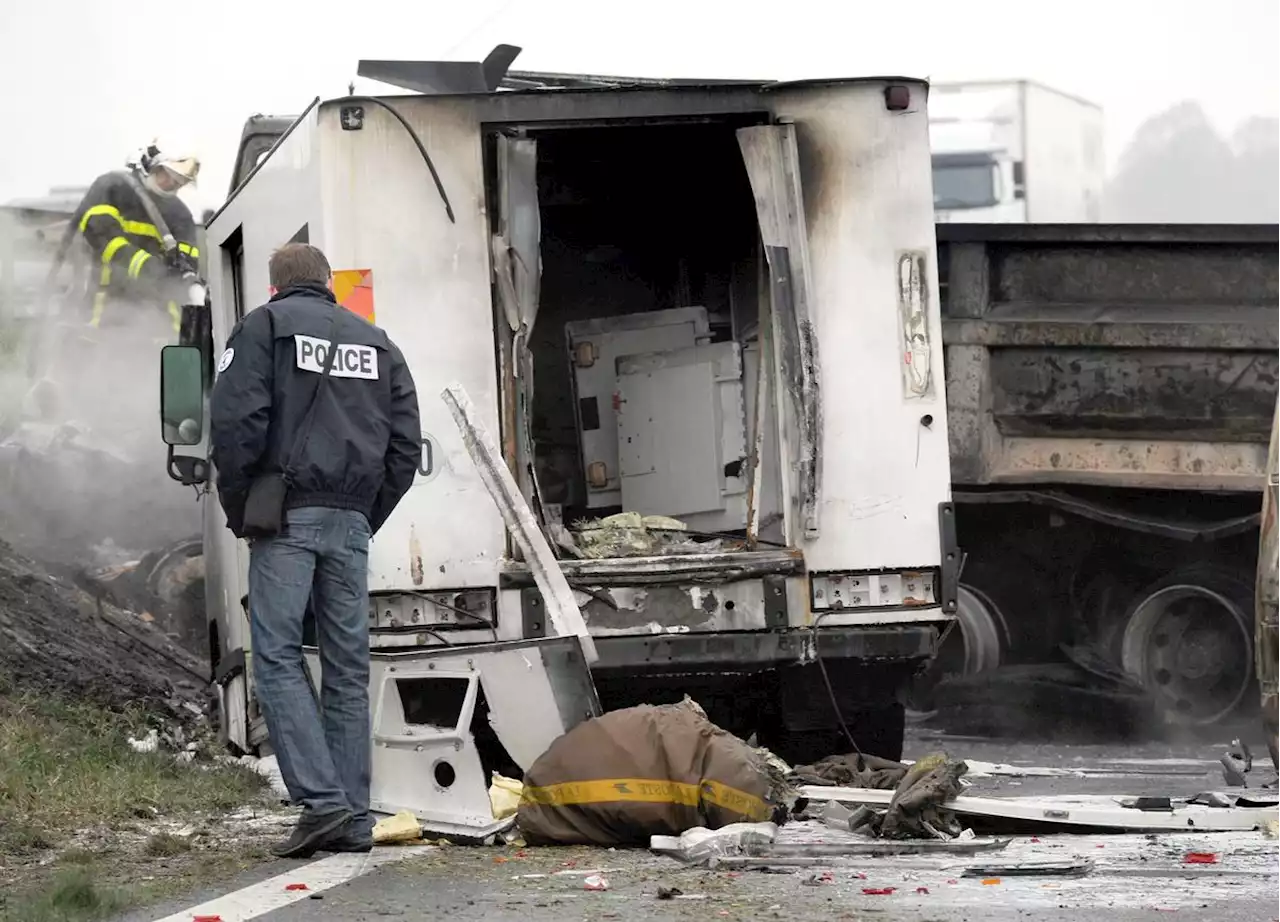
[{"left": 209, "top": 243, "right": 420, "bottom": 858}]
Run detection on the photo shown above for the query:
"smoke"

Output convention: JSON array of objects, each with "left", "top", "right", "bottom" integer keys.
[{"left": 0, "top": 219, "right": 200, "bottom": 570}]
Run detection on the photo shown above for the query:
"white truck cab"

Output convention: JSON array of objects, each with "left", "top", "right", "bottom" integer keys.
[
  {"left": 160, "top": 57, "right": 956, "bottom": 763},
  {"left": 929, "top": 80, "right": 1105, "bottom": 224}
]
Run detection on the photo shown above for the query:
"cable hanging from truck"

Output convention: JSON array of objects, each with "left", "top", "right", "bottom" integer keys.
[{"left": 344, "top": 96, "right": 456, "bottom": 224}]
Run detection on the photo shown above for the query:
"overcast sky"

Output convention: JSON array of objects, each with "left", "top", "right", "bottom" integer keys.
[{"left": 2, "top": 0, "right": 1276, "bottom": 210}]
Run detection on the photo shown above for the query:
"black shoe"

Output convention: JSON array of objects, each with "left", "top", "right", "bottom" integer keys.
[
  {"left": 322, "top": 830, "right": 373, "bottom": 854},
  {"left": 272, "top": 809, "right": 353, "bottom": 859}
]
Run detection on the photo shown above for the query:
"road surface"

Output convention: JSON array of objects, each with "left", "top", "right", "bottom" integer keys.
[{"left": 123, "top": 731, "right": 1280, "bottom": 922}]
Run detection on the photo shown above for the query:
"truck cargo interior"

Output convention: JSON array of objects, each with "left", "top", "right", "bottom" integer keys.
[{"left": 488, "top": 119, "right": 788, "bottom": 560}]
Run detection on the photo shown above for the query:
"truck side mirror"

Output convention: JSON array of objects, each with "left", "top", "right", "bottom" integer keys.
[{"left": 160, "top": 344, "right": 205, "bottom": 446}]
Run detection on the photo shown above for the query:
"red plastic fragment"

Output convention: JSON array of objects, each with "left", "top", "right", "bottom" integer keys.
[
  {"left": 285, "top": 883, "right": 308, "bottom": 891},
  {"left": 916, "top": 886, "right": 930, "bottom": 894},
  {"left": 193, "top": 916, "right": 223, "bottom": 922},
  {"left": 862, "top": 887, "right": 896, "bottom": 895},
  {"left": 1184, "top": 852, "right": 1218, "bottom": 864}
]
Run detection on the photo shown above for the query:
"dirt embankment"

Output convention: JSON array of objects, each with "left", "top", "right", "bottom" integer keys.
[
  {"left": 0, "top": 542, "right": 208, "bottom": 723},
  {"left": 0, "top": 383, "right": 210, "bottom": 720}
]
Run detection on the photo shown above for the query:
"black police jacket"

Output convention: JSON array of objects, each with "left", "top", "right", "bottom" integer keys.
[{"left": 209, "top": 284, "right": 421, "bottom": 537}]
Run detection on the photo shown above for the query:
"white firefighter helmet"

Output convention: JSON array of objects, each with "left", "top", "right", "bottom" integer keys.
[{"left": 139, "top": 141, "right": 200, "bottom": 196}]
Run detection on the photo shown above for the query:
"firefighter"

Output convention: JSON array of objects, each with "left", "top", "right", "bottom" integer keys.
[
  {"left": 72, "top": 143, "right": 202, "bottom": 337},
  {"left": 23, "top": 145, "right": 203, "bottom": 450}
]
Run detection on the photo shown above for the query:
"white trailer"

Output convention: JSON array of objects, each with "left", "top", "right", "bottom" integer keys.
[
  {"left": 159, "top": 61, "right": 956, "bottom": 763},
  {"left": 929, "top": 80, "right": 1104, "bottom": 223}
]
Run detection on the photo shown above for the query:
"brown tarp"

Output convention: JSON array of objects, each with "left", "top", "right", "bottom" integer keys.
[{"left": 517, "top": 699, "right": 784, "bottom": 846}]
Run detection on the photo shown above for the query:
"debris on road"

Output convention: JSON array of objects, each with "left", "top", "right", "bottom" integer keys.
[
  {"left": 798, "top": 785, "right": 1279, "bottom": 833},
  {"left": 490, "top": 773, "right": 523, "bottom": 821},
  {"left": 518, "top": 698, "right": 790, "bottom": 846},
  {"left": 1221, "top": 738, "right": 1254, "bottom": 786},
  {"left": 794, "top": 751, "right": 969, "bottom": 839},
  {"left": 373, "top": 811, "right": 424, "bottom": 845},
  {"left": 583, "top": 874, "right": 610, "bottom": 891},
  {"left": 650, "top": 822, "right": 780, "bottom": 867},
  {"left": 962, "top": 860, "right": 1094, "bottom": 878}
]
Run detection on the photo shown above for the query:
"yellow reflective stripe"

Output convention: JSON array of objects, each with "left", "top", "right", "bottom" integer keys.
[
  {"left": 179, "top": 242, "right": 199, "bottom": 259},
  {"left": 90, "top": 291, "right": 106, "bottom": 328},
  {"left": 78, "top": 203, "right": 163, "bottom": 242},
  {"left": 80, "top": 204, "right": 122, "bottom": 232},
  {"left": 519, "top": 778, "right": 771, "bottom": 821},
  {"left": 127, "top": 249, "right": 151, "bottom": 279},
  {"left": 167, "top": 301, "right": 181, "bottom": 333},
  {"left": 99, "top": 236, "right": 130, "bottom": 285}
]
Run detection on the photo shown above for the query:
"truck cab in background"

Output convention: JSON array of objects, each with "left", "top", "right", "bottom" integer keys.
[
  {"left": 929, "top": 80, "right": 1105, "bottom": 223},
  {"left": 160, "top": 59, "right": 957, "bottom": 765}
]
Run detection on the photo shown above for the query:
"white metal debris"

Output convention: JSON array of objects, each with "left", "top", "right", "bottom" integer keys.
[{"left": 799, "top": 786, "right": 1279, "bottom": 832}]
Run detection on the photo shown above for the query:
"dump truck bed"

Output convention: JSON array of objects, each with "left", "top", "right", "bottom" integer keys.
[{"left": 939, "top": 223, "right": 1279, "bottom": 492}]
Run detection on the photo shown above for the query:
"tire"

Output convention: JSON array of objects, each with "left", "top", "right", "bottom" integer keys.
[
  {"left": 1120, "top": 565, "right": 1256, "bottom": 726},
  {"left": 907, "top": 584, "right": 1007, "bottom": 711}
]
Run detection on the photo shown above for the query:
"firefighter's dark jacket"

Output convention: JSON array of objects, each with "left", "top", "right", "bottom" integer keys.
[
  {"left": 74, "top": 170, "right": 199, "bottom": 328},
  {"left": 209, "top": 284, "right": 421, "bottom": 538}
]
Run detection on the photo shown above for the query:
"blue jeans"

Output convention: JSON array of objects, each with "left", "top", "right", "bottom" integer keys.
[{"left": 249, "top": 506, "right": 372, "bottom": 833}]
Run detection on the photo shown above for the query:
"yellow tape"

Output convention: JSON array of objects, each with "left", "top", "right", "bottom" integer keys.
[
  {"left": 520, "top": 777, "right": 771, "bottom": 821},
  {"left": 179, "top": 242, "right": 199, "bottom": 259}
]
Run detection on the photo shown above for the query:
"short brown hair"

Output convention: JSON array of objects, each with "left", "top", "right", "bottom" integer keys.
[{"left": 269, "top": 243, "right": 331, "bottom": 290}]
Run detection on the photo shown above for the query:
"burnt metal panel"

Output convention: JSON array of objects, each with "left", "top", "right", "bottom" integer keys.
[
  {"left": 939, "top": 223, "right": 1280, "bottom": 491},
  {"left": 589, "top": 626, "right": 937, "bottom": 673},
  {"left": 499, "top": 548, "right": 804, "bottom": 589},
  {"left": 763, "top": 574, "right": 789, "bottom": 629}
]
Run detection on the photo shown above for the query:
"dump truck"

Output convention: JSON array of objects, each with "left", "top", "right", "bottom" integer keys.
[
  {"left": 158, "top": 55, "right": 957, "bottom": 763},
  {"left": 933, "top": 222, "right": 1279, "bottom": 727},
  {"left": 929, "top": 80, "right": 1105, "bottom": 223}
]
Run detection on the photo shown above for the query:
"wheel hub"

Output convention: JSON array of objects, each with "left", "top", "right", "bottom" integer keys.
[{"left": 1122, "top": 582, "right": 1253, "bottom": 725}]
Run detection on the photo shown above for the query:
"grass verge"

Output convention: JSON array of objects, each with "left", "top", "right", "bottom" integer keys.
[{"left": 0, "top": 690, "right": 270, "bottom": 921}]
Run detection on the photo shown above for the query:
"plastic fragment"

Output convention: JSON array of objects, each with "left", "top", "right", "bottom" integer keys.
[
  {"left": 584, "top": 874, "right": 610, "bottom": 891},
  {"left": 981, "top": 878, "right": 1001, "bottom": 885},
  {"left": 1183, "top": 852, "right": 1218, "bottom": 864},
  {"left": 284, "top": 883, "right": 308, "bottom": 891},
  {"left": 862, "top": 887, "right": 896, "bottom": 895},
  {"left": 193, "top": 916, "right": 223, "bottom": 922},
  {"left": 916, "top": 886, "right": 930, "bottom": 894}
]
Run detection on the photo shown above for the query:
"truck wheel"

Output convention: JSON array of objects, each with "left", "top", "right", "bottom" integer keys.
[
  {"left": 1121, "top": 566, "right": 1255, "bottom": 725},
  {"left": 907, "top": 584, "right": 1006, "bottom": 711}
]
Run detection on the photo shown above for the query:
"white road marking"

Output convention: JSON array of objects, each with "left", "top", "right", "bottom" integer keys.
[{"left": 148, "top": 846, "right": 434, "bottom": 922}]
